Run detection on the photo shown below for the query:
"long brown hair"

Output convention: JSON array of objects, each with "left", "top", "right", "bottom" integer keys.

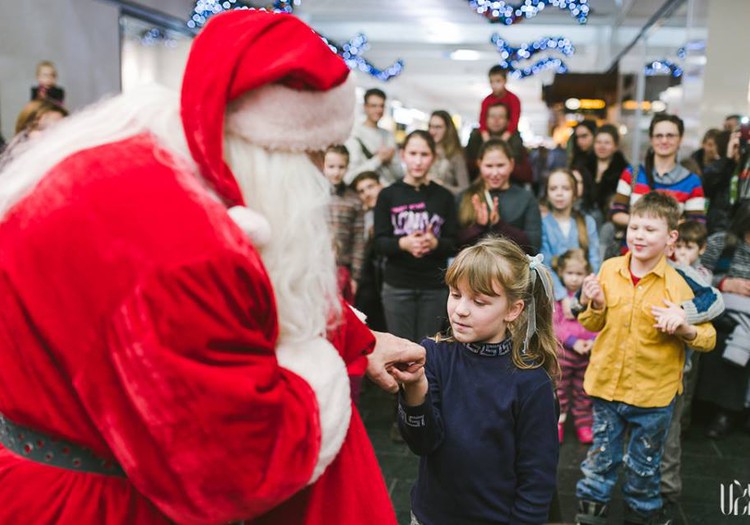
[
  {"left": 545, "top": 168, "right": 589, "bottom": 253},
  {"left": 568, "top": 119, "right": 596, "bottom": 169},
  {"left": 430, "top": 110, "right": 462, "bottom": 159},
  {"left": 441, "top": 237, "right": 560, "bottom": 378},
  {"left": 458, "top": 139, "right": 514, "bottom": 228}
]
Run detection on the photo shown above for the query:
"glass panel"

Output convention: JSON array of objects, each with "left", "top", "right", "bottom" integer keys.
[{"left": 120, "top": 15, "right": 192, "bottom": 93}]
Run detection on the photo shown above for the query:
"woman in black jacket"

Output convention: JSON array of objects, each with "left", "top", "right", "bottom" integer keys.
[
  {"left": 586, "top": 123, "right": 630, "bottom": 217},
  {"left": 702, "top": 129, "right": 738, "bottom": 234}
]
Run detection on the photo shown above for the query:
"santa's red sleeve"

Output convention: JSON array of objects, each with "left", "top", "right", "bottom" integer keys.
[
  {"left": 0, "top": 135, "right": 359, "bottom": 524},
  {"left": 328, "top": 301, "right": 375, "bottom": 378},
  {"left": 100, "top": 251, "right": 344, "bottom": 523}
]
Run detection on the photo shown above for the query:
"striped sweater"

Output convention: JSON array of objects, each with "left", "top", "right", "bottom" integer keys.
[{"left": 610, "top": 164, "right": 706, "bottom": 222}]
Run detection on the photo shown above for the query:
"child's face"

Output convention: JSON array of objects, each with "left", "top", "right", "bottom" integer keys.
[
  {"left": 355, "top": 178, "right": 382, "bottom": 209},
  {"left": 479, "top": 149, "right": 513, "bottom": 190},
  {"left": 559, "top": 260, "right": 587, "bottom": 292},
  {"left": 489, "top": 74, "right": 507, "bottom": 95},
  {"left": 448, "top": 279, "right": 523, "bottom": 344},
  {"left": 401, "top": 136, "right": 434, "bottom": 182},
  {"left": 546, "top": 172, "right": 575, "bottom": 212},
  {"left": 323, "top": 152, "right": 348, "bottom": 185},
  {"left": 37, "top": 65, "right": 57, "bottom": 88},
  {"left": 626, "top": 213, "right": 677, "bottom": 265},
  {"left": 674, "top": 240, "right": 705, "bottom": 266}
]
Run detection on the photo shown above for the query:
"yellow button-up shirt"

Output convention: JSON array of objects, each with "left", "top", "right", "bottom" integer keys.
[{"left": 579, "top": 253, "right": 716, "bottom": 408}]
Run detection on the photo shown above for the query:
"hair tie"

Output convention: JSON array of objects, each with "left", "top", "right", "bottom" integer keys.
[
  {"left": 523, "top": 254, "right": 552, "bottom": 355},
  {"left": 527, "top": 253, "right": 544, "bottom": 271}
]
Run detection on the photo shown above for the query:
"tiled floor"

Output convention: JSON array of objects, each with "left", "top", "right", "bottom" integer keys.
[{"left": 360, "top": 381, "right": 750, "bottom": 525}]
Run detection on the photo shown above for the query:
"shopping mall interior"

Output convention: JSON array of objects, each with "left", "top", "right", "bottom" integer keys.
[{"left": 0, "top": 1, "right": 749, "bottom": 524}]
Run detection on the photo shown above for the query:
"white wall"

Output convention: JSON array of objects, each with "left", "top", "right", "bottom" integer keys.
[
  {"left": 700, "top": 0, "right": 750, "bottom": 132},
  {"left": 0, "top": 0, "right": 120, "bottom": 139},
  {"left": 0, "top": 0, "right": 194, "bottom": 141},
  {"left": 134, "top": 0, "right": 191, "bottom": 20}
]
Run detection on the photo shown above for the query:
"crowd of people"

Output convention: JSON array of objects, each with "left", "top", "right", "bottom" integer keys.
[
  {"left": 0, "top": 10, "right": 748, "bottom": 525},
  {"left": 324, "top": 67, "right": 749, "bottom": 525}
]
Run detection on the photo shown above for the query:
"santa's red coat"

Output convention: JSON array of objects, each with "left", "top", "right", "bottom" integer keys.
[{"left": 0, "top": 134, "right": 396, "bottom": 524}]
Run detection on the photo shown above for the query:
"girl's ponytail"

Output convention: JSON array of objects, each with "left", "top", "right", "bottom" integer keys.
[
  {"left": 572, "top": 209, "right": 590, "bottom": 253},
  {"left": 512, "top": 254, "right": 560, "bottom": 379}
]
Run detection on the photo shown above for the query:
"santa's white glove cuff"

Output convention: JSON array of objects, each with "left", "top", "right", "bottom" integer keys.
[{"left": 275, "top": 337, "right": 351, "bottom": 483}]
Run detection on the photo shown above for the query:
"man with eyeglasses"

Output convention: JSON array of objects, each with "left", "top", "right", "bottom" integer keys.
[
  {"left": 610, "top": 114, "right": 706, "bottom": 229},
  {"left": 344, "top": 88, "right": 403, "bottom": 185}
]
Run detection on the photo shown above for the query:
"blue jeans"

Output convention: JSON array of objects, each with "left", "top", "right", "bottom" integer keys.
[{"left": 576, "top": 397, "right": 675, "bottom": 516}]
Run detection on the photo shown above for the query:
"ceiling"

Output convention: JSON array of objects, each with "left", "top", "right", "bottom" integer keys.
[{"left": 289, "top": 0, "right": 708, "bottom": 135}]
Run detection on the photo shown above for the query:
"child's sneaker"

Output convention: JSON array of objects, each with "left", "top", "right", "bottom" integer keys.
[
  {"left": 558, "top": 422, "right": 565, "bottom": 443},
  {"left": 624, "top": 504, "right": 673, "bottom": 525},
  {"left": 575, "top": 500, "right": 608, "bottom": 525},
  {"left": 576, "top": 426, "right": 593, "bottom": 444}
]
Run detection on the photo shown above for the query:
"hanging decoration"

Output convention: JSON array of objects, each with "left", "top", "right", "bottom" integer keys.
[
  {"left": 644, "top": 59, "right": 683, "bottom": 78},
  {"left": 676, "top": 39, "right": 705, "bottom": 59},
  {"left": 490, "top": 34, "right": 574, "bottom": 79},
  {"left": 322, "top": 33, "right": 405, "bottom": 82},
  {"left": 467, "top": 0, "right": 589, "bottom": 25},
  {"left": 139, "top": 27, "right": 177, "bottom": 47},
  {"left": 508, "top": 57, "right": 568, "bottom": 79},
  {"left": 186, "top": 2, "right": 403, "bottom": 82},
  {"left": 188, "top": 0, "right": 296, "bottom": 29}
]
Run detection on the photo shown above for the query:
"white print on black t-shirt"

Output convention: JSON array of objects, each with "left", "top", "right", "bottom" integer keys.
[{"left": 390, "top": 202, "right": 446, "bottom": 237}]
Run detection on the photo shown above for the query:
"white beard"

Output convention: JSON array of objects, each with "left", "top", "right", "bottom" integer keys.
[
  {"left": 0, "top": 85, "right": 341, "bottom": 345},
  {"left": 224, "top": 135, "right": 341, "bottom": 344}
]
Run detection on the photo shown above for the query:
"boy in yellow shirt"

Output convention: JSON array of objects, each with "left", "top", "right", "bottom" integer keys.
[{"left": 574, "top": 192, "right": 716, "bottom": 525}]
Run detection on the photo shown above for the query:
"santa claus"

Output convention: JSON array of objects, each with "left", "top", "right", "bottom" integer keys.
[{"left": 0, "top": 10, "right": 423, "bottom": 525}]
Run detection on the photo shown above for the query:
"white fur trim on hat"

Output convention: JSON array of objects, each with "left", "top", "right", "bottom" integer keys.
[
  {"left": 225, "top": 76, "right": 356, "bottom": 152},
  {"left": 227, "top": 205, "right": 272, "bottom": 247},
  {"left": 275, "top": 337, "right": 351, "bottom": 484}
]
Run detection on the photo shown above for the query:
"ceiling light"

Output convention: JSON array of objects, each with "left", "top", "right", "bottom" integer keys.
[
  {"left": 579, "top": 98, "right": 606, "bottom": 110},
  {"left": 450, "top": 49, "right": 481, "bottom": 61},
  {"left": 565, "top": 98, "right": 581, "bottom": 110}
]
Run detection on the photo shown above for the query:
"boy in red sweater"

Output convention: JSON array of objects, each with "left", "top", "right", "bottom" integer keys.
[{"left": 479, "top": 65, "right": 521, "bottom": 142}]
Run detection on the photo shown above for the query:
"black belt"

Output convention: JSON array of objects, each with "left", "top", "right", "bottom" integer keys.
[{"left": 0, "top": 413, "right": 125, "bottom": 477}]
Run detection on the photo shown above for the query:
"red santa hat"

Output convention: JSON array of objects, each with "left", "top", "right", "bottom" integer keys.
[{"left": 181, "top": 9, "right": 356, "bottom": 207}]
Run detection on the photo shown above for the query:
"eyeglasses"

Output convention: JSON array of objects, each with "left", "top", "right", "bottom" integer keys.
[{"left": 652, "top": 133, "right": 679, "bottom": 140}]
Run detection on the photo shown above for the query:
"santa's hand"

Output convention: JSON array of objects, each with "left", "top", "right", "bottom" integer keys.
[{"left": 367, "top": 331, "right": 426, "bottom": 393}]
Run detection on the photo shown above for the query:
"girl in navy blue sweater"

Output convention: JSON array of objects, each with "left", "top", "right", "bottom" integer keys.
[{"left": 389, "top": 237, "right": 560, "bottom": 525}]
